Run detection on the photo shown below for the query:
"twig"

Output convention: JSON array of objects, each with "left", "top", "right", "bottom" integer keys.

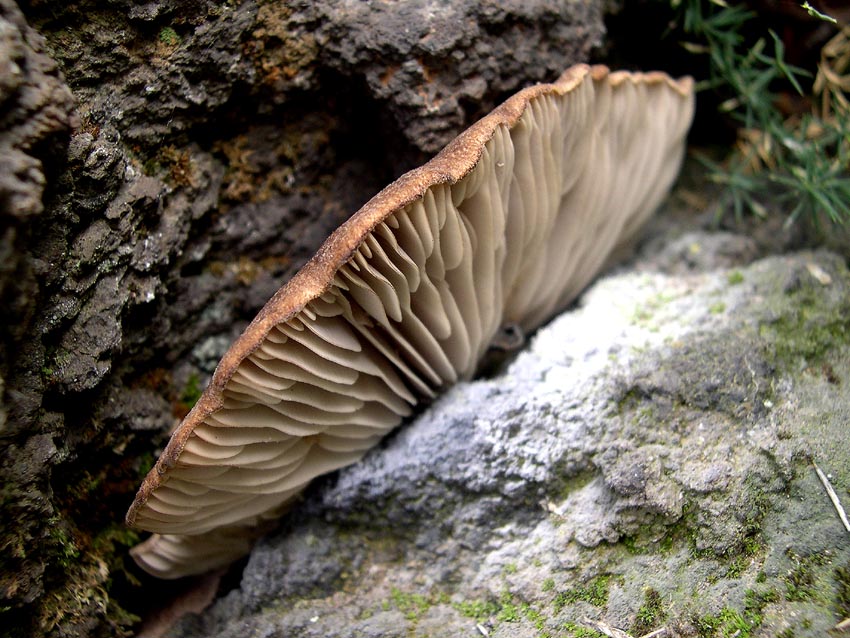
[
  {"left": 579, "top": 617, "right": 633, "bottom": 638},
  {"left": 813, "top": 462, "right": 850, "bottom": 533},
  {"left": 578, "top": 616, "right": 669, "bottom": 638}
]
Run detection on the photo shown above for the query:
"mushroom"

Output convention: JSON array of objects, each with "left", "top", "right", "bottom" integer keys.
[{"left": 127, "top": 64, "right": 695, "bottom": 578}]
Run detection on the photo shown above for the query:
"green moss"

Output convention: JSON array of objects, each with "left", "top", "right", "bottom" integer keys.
[
  {"left": 503, "top": 562, "right": 518, "bottom": 575},
  {"left": 758, "top": 277, "right": 850, "bottom": 372},
  {"left": 727, "top": 271, "right": 745, "bottom": 285},
  {"left": 179, "top": 373, "right": 203, "bottom": 410},
  {"left": 553, "top": 575, "right": 611, "bottom": 611},
  {"left": 47, "top": 519, "right": 80, "bottom": 568},
  {"left": 136, "top": 450, "right": 156, "bottom": 477},
  {"left": 744, "top": 587, "right": 779, "bottom": 628},
  {"left": 716, "top": 608, "right": 755, "bottom": 637},
  {"left": 35, "top": 543, "right": 138, "bottom": 638},
  {"left": 694, "top": 588, "right": 778, "bottom": 638},
  {"left": 496, "top": 590, "right": 521, "bottom": 622},
  {"left": 389, "top": 587, "right": 432, "bottom": 621},
  {"left": 553, "top": 471, "right": 596, "bottom": 502},
  {"left": 522, "top": 603, "right": 547, "bottom": 632},
  {"left": 142, "top": 157, "right": 162, "bottom": 176},
  {"left": 158, "top": 26, "right": 180, "bottom": 46},
  {"left": 725, "top": 554, "right": 749, "bottom": 578},
  {"left": 542, "top": 578, "right": 555, "bottom": 592},
  {"left": 453, "top": 599, "right": 500, "bottom": 622},
  {"left": 621, "top": 527, "right": 679, "bottom": 556},
  {"left": 686, "top": 524, "right": 716, "bottom": 561},
  {"left": 697, "top": 607, "right": 760, "bottom": 638},
  {"left": 835, "top": 560, "right": 850, "bottom": 616},
  {"left": 689, "top": 478, "right": 769, "bottom": 569},
  {"left": 621, "top": 535, "right": 639, "bottom": 554},
  {"left": 763, "top": 313, "right": 849, "bottom": 366},
  {"left": 743, "top": 535, "right": 764, "bottom": 557},
  {"left": 709, "top": 301, "right": 727, "bottom": 315},
  {"left": 455, "top": 590, "right": 551, "bottom": 631},
  {"left": 561, "top": 621, "right": 607, "bottom": 637},
  {"left": 659, "top": 532, "right": 675, "bottom": 553},
  {"left": 92, "top": 524, "right": 140, "bottom": 555},
  {"left": 628, "top": 291, "right": 681, "bottom": 330},
  {"left": 632, "top": 588, "right": 667, "bottom": 635},
  {"left": 632, "top": 306, "right": 655, "bottom": 323},
  {"left": 783, "top": 550, "right": 830, "bottom": 602}
]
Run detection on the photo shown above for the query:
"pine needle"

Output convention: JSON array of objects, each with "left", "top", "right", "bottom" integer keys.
[{"left": 813, "top": 462, "right": 850, "bottom": 533}]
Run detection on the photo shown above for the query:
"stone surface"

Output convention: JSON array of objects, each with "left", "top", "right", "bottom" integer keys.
[
  {"left": 0, "top": 1, "right": 606, "bottom": 636},
  {"left": 0, "top": 0, "right": 79, "bottom": 627},
  {"left": 167, "top": 236, "right": 850, "bottom": 638}
]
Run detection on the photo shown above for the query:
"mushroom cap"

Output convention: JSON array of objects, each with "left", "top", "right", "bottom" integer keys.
[{"left": 127, "top": 64, "right": 695, "bottom": 578}]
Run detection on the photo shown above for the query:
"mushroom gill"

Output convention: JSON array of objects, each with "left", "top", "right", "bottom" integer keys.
[{"left": 127, "top": 64, "right": 695, "bottom": 578}]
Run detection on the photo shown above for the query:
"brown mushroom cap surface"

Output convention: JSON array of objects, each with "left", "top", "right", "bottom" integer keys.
[{"left": 127, "top": 64, "right": 695, "bottom": 578}]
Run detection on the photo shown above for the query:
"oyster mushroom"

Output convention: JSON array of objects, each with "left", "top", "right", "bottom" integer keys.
[{"left": 127, "top": 64, "right": 695, "bottom": 578}]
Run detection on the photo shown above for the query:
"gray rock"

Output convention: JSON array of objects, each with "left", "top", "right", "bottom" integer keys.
[
  {"left": 0, "top": 0, "right": 77, "bottom": 624},
  {"left": 169, "top": 242, "right": 850, "bottom": 638},
  {"left": 312, "top": 0, "right": 605, "bottom": 153}
]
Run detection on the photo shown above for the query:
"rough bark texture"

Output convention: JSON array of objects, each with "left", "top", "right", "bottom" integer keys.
[{"left": 0, "top": 1, "right": 605, "bottom": 636}]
